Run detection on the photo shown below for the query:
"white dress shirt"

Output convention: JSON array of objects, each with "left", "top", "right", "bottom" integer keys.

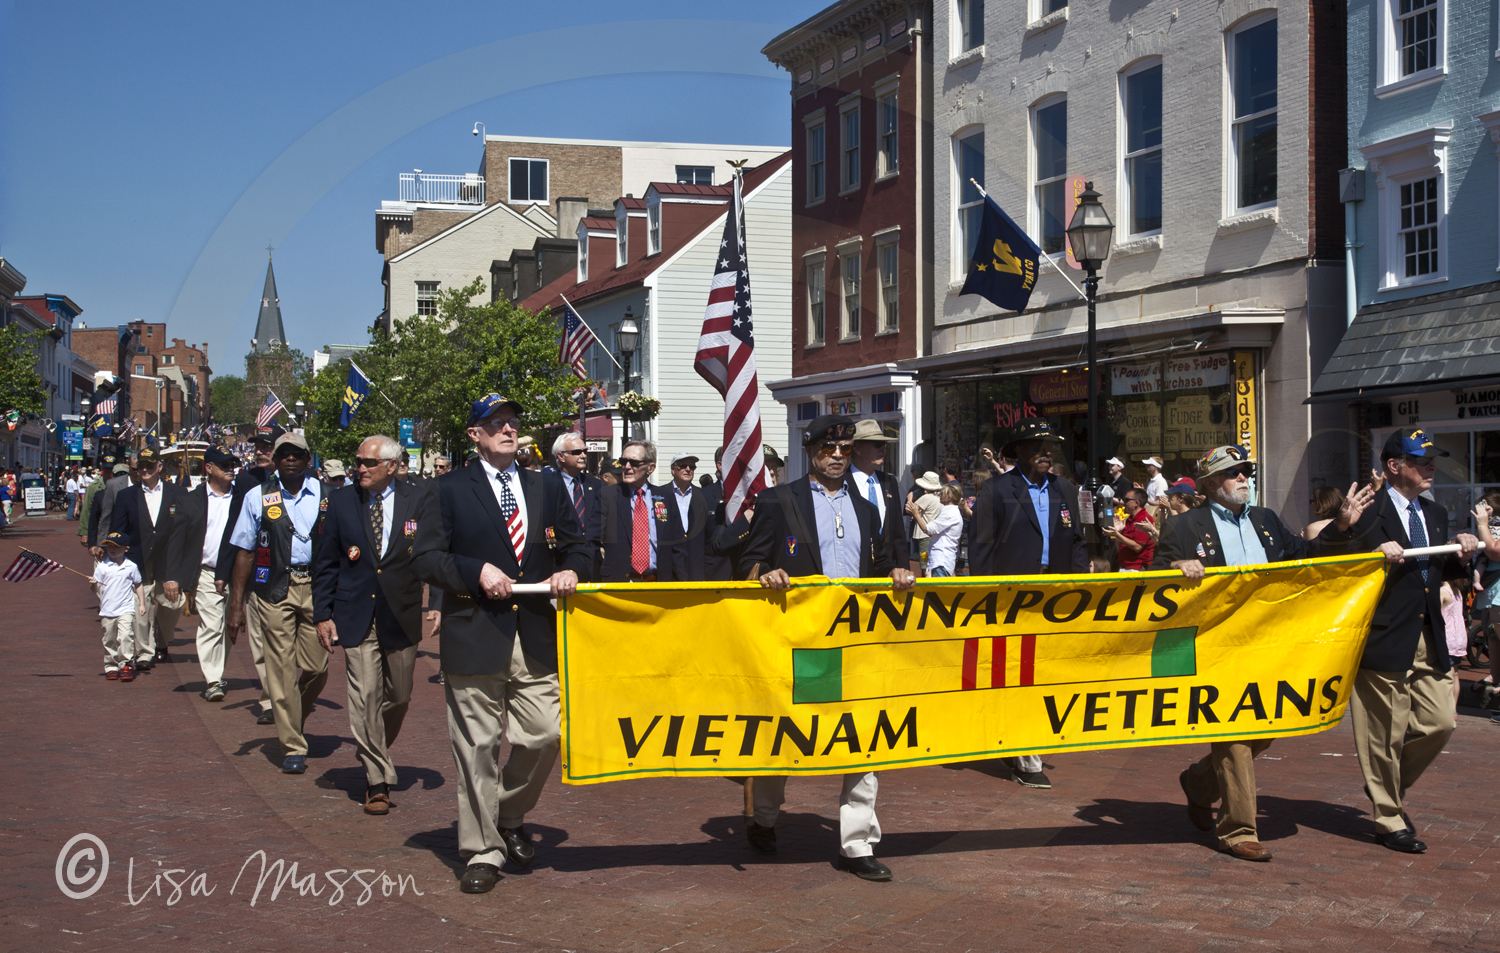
[
  {"left": 479, "top": 457, "right": 528, "bottom": 551},
  {"left": 850, "top": 466, "right": 886, "bottom": 526},
  {"left": 201, "top": 486, "right": 233, "bottom": 567},
  {"left": 141, "top": 480, "right": 164, "bottom": 525},
  {"left": 370, "top": 481, "right": 395, "bottom": 557}
]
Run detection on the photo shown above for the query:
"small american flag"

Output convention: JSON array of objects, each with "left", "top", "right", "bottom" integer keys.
[
  {"left": 95, "top": 396, "right": 117, "bottom": 416},
  {"left": 256, "top": 390, "right": 286, "bottom": 428},
  {"left": 559, "top": 301, "right": 596, "bottom": 381},
  {"left": 117, "top": 417, "right": 137, "bottom": 441},
  {"left": 694, "top": 172, "right": 766, "bottom": 525},
  {"left": 4, "top": 549, "right": 64, "bottom": 582}
]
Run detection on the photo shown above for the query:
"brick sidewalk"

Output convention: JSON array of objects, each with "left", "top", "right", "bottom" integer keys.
[{"left": 3, "top": 522, "right": 1498, "bottom": 952}]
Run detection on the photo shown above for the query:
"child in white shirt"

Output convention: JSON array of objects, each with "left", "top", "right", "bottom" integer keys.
[{"left": 94, "top": 532, "right": 145, "bottom": 680}]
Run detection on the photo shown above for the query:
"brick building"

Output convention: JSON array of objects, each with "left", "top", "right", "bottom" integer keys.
[
  {"left": 74, "top": 320, "right": 201, "bottom": 444},
  {"left": 761, "top": 0, "right": 933, "bottom": 481},
  {"left": 4, "top": 288, "right": 95, "bottom": 472}
]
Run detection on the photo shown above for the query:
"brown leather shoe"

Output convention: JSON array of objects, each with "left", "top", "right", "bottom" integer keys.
[
  {"left": 364, "top": 791, "right": 391, "bottom": 815},
  {"left": 1220, "top": 840, "right": 1272, "bottom": 862},
  {"left": 1179, "top": 770, "right": 1215, "bottom": 832}
]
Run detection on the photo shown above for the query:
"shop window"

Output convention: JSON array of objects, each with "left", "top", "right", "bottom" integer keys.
[
  {"left": 1227, "top": 15, "right": 1277, "bottom": 213},
  {"left": 798, "top": 401, "right": 822, "bottom": 421},
  {"left": 1032, "top": 97, "right": 1068, "bottom": 254},
  {"left": 871, "top": 392, "right": 899, "bottom": 414}
]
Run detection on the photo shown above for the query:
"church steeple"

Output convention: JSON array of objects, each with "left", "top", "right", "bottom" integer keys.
[{"left": 252, "top": 252, "right": 286, "bottom": 354}]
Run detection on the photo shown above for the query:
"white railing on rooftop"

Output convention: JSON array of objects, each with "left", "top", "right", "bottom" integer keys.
[{"left": 398, "top": 173, "right": 485, "bottom": 205}]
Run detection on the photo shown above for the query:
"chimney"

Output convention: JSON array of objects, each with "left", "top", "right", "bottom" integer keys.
[{"left": 555, "top": 197, "right": 588, "bottom": 240}]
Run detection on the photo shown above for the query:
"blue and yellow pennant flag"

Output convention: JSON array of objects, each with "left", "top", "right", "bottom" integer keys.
[
  {"left": 340, "top": 362, "right": 372, "bottom": 428},
  {"left": 959, "top": 192, "right": 1043, "bottom": 313}
]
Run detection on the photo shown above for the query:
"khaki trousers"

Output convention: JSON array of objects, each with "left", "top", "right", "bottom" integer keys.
[
  {"left": 193, "top": 566, "right": 227, "bottom": 686},
  {"left": 1351, "top": 635, "right": 1456, "bottom": 834},
  {"left": 100, "top": 614, "right": 135, "bottom": 669},
  {"left": 133, "top": 579, "right": 184, "bottom": 661},
  {"left": 245, "top": 596, "right": 272, "bottom": 706},
  {"left": 752, "top": 772, "right": 881, "bottom": 858},
  {"left": 1183, "top": 739, "right": 1276, "bottom": 847},
  {"left": 345, "top": 627, "right": 418, "bottom": 789},
  {"left": 250, "top": 579, "right": 329, "bottom": 757},
  {"left": 445, "top": 638, "right": 560, "bottom": 867}
]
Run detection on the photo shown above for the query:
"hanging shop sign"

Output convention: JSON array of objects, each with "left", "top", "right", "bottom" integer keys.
[{"left": 1233, "top": 351, "right": 1258, "bottom": 461}]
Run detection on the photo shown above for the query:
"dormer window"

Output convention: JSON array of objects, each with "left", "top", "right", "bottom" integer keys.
[
  {"left": 577, "top": 220, "right": 589, "bottom": 282},
  {"left": 616, "top": 206, "right": 628, "bottom": 267},
  {"left": 647, "top": 194, "right": 662, "bottom": 254}
]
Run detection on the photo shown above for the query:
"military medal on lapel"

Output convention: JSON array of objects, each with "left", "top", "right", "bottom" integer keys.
[
  {"left": 348, "top": 545, "right": 360, "bottom": 562},
  {"left": 1059, "top": 505, "right": 1072, "bottom": 529},
  {"left": 168, "top": 504, "right": 177, "bottom": 518},
  {"left": 545, "top": 526, "right": 557, "bottom": 549},
  {"left": 785, "top": 536, "right": 798, "bottom": 556},
  {"left": 653, "top": 499, "right": 668, "bottom": 522},
  {"left": 319, "top": 498, "right": 329, "bottom": 512},
  {"left": 404, "top": 520, "right": 417, "bottom": 537}
]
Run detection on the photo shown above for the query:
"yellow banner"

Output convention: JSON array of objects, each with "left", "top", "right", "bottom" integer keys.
[{"left": 557, "top": 555, "right": 1387, "bottom": 784}]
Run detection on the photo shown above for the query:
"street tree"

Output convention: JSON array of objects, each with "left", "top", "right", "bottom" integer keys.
[{"left": 0, "top": 323, "right": 47, "bottom": 422}]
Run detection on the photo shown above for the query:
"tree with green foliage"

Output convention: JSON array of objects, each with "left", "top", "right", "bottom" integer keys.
[
  {"left": 0, "top": 323, "right": 47, "bottom": 421},
  {"left": 208, "top": 373, "right": 251, "bottom": 426}
]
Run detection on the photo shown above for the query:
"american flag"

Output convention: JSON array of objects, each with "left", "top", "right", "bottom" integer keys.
[
  {"left": 117, "top": 417, "right": 137, "bottom": 441},
  {"left": 256, "top": 390, "right": 286, "bottom": 428},
  {"left": 559, "top": 301, "right": 596, "bottom": 381},
  {"left": 4, "top": 549, "right": 64, "bottom": 583},
  {"left": 95, "top": 396, "right": 117, "bottom": 416},
  {"left": 693, "top": 173, "right": 766, "bottom": 525}
]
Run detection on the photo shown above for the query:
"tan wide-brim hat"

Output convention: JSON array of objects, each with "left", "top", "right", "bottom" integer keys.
[
  {"left": 914, "top": 471, "right": 943, "bottom": 491},
  {"left": 851, "top": 419, "right": 897, "bottom": 442}
]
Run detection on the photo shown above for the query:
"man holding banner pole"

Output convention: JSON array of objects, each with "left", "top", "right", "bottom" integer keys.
[
  {"left": 1319, "top": 429, "right": 1478, "bottom": 853},
  {"left": 1155, "top": 445, "right": 1378, "bottom": 861},
  {"left": 738, "top": 414, "right": 913, "bottom": 882}
]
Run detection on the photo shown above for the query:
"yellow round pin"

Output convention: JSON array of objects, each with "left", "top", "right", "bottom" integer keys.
[{"left": 266, "top": 505, "right": 284, "bottom": 521}]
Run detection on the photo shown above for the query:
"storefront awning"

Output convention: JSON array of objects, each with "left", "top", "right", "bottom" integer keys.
[{"left": 1307, "top": 284, "right": 1500, "bottom": 404}]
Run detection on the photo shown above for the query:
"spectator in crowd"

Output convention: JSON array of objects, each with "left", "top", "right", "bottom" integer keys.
[
  {"left": 1140, "top": 457, "right": 1169, "bottom": 500},
  {"left": 907, "top": 472, "right": 944, "bottom": 575},
  {"left": 1104, "top": 488, "right": 1156, "bottom": 571},
  {"left": 1105, "top": 457, "right": 1133, "bottom": 500},
  {"left": 907, "top": 484, "right": 964, "bottom": 577},
  {"left": 1470, "top": 495, "right": 1500, "bottom": 711},
  {"left": 1303, "top": 485, "right": 1347, "bottom": 540}
]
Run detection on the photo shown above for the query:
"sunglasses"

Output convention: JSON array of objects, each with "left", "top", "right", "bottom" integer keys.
[
  {"left": 353, "top": 456, "right": 393, "bottom": 469},
  {"left": 818, "top": 441, "right": 854, "bottom": 456},
  {"left": 1222, "top": 466, "right": 1253, "bottom": 480},
  {"left": 476, "top": 416, "right": 520, "bottom": 432},
  {"left": 275, "top": 449, "right": 311, "bottom": 461},
  {"left": 558, "top": 448, "right": 587, "bottom": 456},
  {"left": 620, "top": 458, "right": 650, "bottom": 469}
]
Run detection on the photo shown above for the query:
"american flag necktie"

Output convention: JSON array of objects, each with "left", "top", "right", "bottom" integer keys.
[
  {"left": 631, "top": 488, "right": 650, "bottom": 576},
  {"left": 497, "top": 472, "right": 525, "bottom": 562}
]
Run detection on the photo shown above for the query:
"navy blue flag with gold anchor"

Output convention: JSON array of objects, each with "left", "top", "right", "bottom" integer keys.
[
  {"left": 340, "top": 361, "right": 372, "bottom": 428},
  {"left": 959, "top": 193, "right": 1043, "bottom": 313}
]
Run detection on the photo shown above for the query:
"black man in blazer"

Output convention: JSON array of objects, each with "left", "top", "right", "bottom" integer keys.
[
  {"left": 1317, "top": 429, "right": 1479, "bottom": 853},
  {"left": 110, "top": 447, "right": 188, "bottom": 669},
  {"left": 846, "top": 418, "right": 911, "bottom": 570},
  {"left": 412, "top": 394, "right": 591, "bottom": 895},
  {"left": 597, "top": 440, "right": 690, "bottom": 583},
  {"left": 313, "top": 435, "right": 433, "bottom": 816},
  {"left": 165, "top": 446, "right": 239, "bottom": 701},
  {"left": 736, "top": 415, "right": 914, "bottom": 883}
]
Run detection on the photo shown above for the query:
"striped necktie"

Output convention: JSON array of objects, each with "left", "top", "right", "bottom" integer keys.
[
  {"left": 1407, "top": 499, "right": 1429, "bottom": 583},
  {"left": 571, "top": 476, "right": 585, "bottom": 522},
  {"left": 497, "top": 472, "right": 525, "bottom": 561}
]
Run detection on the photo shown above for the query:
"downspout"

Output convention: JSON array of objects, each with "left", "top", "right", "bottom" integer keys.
[
  {"left": 1338, "top": 167, "right": 1365, "bottom": 327},
  {"left": 910, "top": 12, "right": 926, "bottom": 359}
]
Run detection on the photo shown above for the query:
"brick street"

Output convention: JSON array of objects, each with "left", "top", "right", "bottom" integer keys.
[{"left": 4, "top": 520, "right": 1498, "bottom": 953}]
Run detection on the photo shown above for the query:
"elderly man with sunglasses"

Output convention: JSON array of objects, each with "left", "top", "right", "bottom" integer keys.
[
  {"left": 226, "top": 432, "right": 333, "bottom": 776},
  {"left": 1154, "top": 445, "right": 1377, "bottom": 861},
  {"left": 312, "top": 435, "right": 432, "bottom": 815},
  {"left": 737, "top": 414, "right": 915, "bottom": 881}
]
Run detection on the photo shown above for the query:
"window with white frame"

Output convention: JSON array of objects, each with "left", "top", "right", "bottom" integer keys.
[
  {"left": 1032, "top": 0, "right": 1066, "bottom": 19},
  {"left": 1360, "top": 125, "right": 1451, "bottom": 290},
  {"left": 1032, "top": 98, "right": 1068, "bottom": 254},
  {"left": 508, "top": 158, "right": 549, "bottom": 204},
  {"left": 877, "top": 240, "right": 899, "bottom": 333},
  {"left": 1122, "top": 61, "right": 1163, "bottom": 235},
  {"left": 807, "top": 119, "right": 826, "bottom": 204},
  {"left": 675, "top": 165, "right": 713, "bottom": 185},
  {"left": 841, "top": 103, "right": 861, "bottom": 191},
  {"left": 1228, "top": 16, "right": 1277, "bottom": 212},
  {"left": 1378, "top": 0, "right": 1445, "bottom": 90},
  {"left": 955, "top": 129, "right": 985, "bottom": 276},
  {"left": 806, "top": 257, "right": 826, "bottom": 346},
  {"left": 647, "top": 196, "right": 662, "bottom": 254},
  {"left": 1398, "top": 0, "right": 1438, "bottom": 74},
  {"left": 416, "top": 281, "right": 439, "bottom": 316},
  {"left": 576, "top": 222, "right": 589, "bottom": 282},
  {"left": 840, "top": 251, "right": 861, "bottom": 340},
  {"left": 615, "top": 206, "right": 628, "bottom": 267},
  {"left": 957, "top": 0, "right": 984, "bottom": 52},
  {"left": 878, "top": 88, "right": 899, "bottom": 177}
]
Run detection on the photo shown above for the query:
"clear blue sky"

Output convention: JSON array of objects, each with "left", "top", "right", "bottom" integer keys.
[{"left": 0, "top": 1, "right": 807, "bottom": 378}]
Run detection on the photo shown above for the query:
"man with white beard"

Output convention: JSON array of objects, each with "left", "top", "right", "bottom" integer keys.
[{"left": 1152, "top": 445, "right": 1377, "bottom": 862}]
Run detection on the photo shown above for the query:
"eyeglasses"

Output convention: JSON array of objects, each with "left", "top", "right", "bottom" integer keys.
[
  {"left": 558, "top": 448, "right": 587, "bottom": 456},
  {"left": 476, "top": 416, "right": 520, "bottom": 432},
  {"left": 275, "top": 449, "right": 311, "bottom": 461},
  {"left": 818, "top": 441, "right": 854, "bottom": 456},
  {"left": 354, "top": 456, "right": 393, "bottom": 469},
  {"left": 673, "top": 462, "right": 696, "bottom": 469},
  {"left": 620, "top": 458, "right": 650, "bottom": 469},
  {"left": 1223, "top": 466, "right": 1253, "bottom": 480}
]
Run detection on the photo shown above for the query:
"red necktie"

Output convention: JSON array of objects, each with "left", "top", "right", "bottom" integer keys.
[{"left": 631, "top": 488, "right": 650, "bottom": 575}]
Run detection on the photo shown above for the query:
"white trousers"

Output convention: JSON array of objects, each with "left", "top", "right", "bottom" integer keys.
[
  {"left": 244, "top": 590, "right": 272, "bottom": 705},
  {"left": 1007, "top": 755, "right": 1043, "bottom": 773},
  {"left": 193, "top": 566, "right": 227, "bottom": 685},
  {"left": 752, "top": 772, "right": 881, "bottom": 858},
  {"left": 100, "top": 614, "right": 135, "bottom": 669}
]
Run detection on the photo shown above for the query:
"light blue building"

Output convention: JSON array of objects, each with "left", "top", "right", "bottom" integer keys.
[{"left": 1312, "top": 0, "right": 1500, "bottom": 524}]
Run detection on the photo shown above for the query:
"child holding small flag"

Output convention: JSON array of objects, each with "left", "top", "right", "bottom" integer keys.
[{"left": 94, "top": 532, "right": 146, "bottom": 681}]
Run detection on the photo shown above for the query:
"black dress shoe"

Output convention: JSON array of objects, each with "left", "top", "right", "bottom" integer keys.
[
  {"left": 498, "top": 826, "right": 534, "bottom": 868},
  {"left": 459, "top": 862, "right": 502, "bottom": 894},
  {"left": 835, "top": 855, "right": 892, "bottom": 882},
  {"left": 256, "top": 708, "right": 276, "bottom": 725},
  {"left": 746, "top": 821, "right": 777, "bottom": 855},
  {"left": 1403, "top": 812, "right": 1417, "bottom": 835},
  {"left": 1377, "top": 829, "right": 1427, "bottom": 853}
]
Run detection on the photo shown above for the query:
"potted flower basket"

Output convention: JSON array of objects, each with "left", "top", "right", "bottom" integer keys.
[{"left": 616, "top": 391, "right": 661, "bottom": 422}]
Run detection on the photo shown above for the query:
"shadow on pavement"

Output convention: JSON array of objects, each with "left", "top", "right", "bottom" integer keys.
[
  {"left": 314, "top": 765, "right": 447, "bottom": 801},
  {"left": 231, "top": 731, "right": 348, "bottom": 768}
]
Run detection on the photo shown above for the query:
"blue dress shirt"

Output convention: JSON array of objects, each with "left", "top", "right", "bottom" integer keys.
[
  {"left": 1208, "top": 498, "right": 1268, "bottom": 567},
  {"left": 229, "top": 476, "right": 322, "bottom": 565},
  {"left": 1022, "top": 471, "right": 1051, "bottom": 567},
  {"left": 811, "top": 482, "right": 862, "bottom": 578}
]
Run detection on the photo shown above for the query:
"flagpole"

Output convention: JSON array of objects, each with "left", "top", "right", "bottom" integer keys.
[
  {"left": 560, "top": 295, "right": 624, "bottom": 372},
  {"left": 969, "top": 178, "right": 1089, "bottom": 301},
  {"left": 349, "top": 361, "right": 398, "bottom": 409},
  {"left": 15, "top": 546, "right": 93, "bottom": 580}
]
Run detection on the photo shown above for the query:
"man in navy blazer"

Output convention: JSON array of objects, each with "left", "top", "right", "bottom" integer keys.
[
  {"left": 1318, "top": 429, "right": 1479, "bottom": 853},
  {"left": 598, "top": 440, "right": 690, "bottom": 582},
  {"left": 110, "top": 446, "right": 188, "bottom": 669},
  {"left": 551, "top": 432, "right": 606, "bottom": 579},
  {"left": 413, "top": 394, "right": 591, "bottom": 895},
  {"left": 313, "top": 434, "right": 431, "bottom": 817},
  {"left": 736, "top": 414, "right": 914, "bottom": 882},
  {"left": 967, "top": 419, "right": 1088, "bottom": 578}
]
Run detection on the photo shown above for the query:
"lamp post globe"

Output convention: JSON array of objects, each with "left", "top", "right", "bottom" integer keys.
[{"left": 617, "top": 307, "right": 640, "bottom": 394}]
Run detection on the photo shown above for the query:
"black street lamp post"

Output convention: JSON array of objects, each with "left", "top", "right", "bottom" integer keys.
[
  {"left": 1064, "top": 181, "right": 1115, "bottom": 552},
  {"left": 617, "top": 306, "right": 640, "bottom": 395}
]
